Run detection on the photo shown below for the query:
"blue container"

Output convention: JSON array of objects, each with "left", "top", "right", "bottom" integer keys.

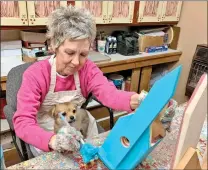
[{"left": 108, "top": 74, "right": 124, "bottom": 89}]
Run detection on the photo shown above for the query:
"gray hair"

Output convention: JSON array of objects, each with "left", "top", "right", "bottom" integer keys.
[{"left": 46, "top": 5, "right": 96, "bottom": 49}]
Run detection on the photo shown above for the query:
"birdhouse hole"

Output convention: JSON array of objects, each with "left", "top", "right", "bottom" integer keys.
[{"left": 121, "top": 136, "right": 130, "bottom": 148}]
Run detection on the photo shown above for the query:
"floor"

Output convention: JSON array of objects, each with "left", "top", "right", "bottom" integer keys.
[{"left": 4, "top": 148, "right": 21, "bottom": 167}]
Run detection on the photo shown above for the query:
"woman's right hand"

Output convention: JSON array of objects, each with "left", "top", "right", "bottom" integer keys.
[{"left": 49, "top": 125, "right": 83, "bottom": 152}]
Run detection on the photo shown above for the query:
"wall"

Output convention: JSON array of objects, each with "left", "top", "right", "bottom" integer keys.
[
  {"left": 1, "top": 30, "right": 21, "bottom": 41},
  {"left": 173, "top": 1, "right": 207, "bottom": 104}
]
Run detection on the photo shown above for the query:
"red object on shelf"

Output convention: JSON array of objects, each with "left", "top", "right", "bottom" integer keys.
[
  {"left": 0, "top": 98, "right": 6, "bottom": 119},
  {"left": 125, "top": 77, "right": 131, "bottom": 91}
]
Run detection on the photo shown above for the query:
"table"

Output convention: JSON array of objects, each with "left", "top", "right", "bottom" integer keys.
[
  {"left": 7, "top": 103, "right": 207, "bottom": 169},
  {"left": 1, "top": 49, "right": 182, "bottom": 92}
]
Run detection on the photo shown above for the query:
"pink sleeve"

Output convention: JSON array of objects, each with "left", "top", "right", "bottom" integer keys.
[
  {"left": 85, "top": 60, "right": 136, "bottom": 113},
  {"left": 13, "top": 68, "right": 54, "bottom": 152}
]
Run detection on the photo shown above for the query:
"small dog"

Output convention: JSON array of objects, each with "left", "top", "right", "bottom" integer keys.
[{"left": 48, "top": 101, "right": 89, "bottom": 138}]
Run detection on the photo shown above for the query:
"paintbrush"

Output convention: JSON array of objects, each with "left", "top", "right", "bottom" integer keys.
[{"left": 58, "top": 112, "right": 98, "bottom": 164}]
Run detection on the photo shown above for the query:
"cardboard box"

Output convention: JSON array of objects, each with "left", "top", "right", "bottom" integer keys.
[
  {"left": 20, "top": 31, "right": 47, "bottom": 43},
  {"left": 1, "top": 40, "right": 22, "bottom": 50},
  {"left": 139, "top": 35, "right": 164, "bottom": 52},
  {"left": 22, "top": 55, "right": 37, "bottom": 63}
]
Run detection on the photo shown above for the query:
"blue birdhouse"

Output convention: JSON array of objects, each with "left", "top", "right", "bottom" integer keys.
[{"left": 98, "top": 66, "right": 182, "bottom": 170}]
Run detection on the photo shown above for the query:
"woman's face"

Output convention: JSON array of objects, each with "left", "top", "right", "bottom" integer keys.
[{"left": 55, "top": 38, "right": 90, "bottom": 76}]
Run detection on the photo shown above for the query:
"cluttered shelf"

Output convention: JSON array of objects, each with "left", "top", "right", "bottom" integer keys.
[{"left": 1, "top": 49, "right": 182, "bottom": 92}]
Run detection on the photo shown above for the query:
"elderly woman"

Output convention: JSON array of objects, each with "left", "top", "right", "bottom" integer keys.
[{"left": 13, "top": 6, "right": 140, "bottom": 156}]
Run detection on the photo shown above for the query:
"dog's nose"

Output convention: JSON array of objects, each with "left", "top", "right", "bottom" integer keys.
[{"left": 70, "top": 116, "right": 74, "bottom": 120}]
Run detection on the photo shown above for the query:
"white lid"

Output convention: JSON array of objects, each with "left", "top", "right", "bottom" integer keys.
[{"left": 108, "top": 74, "right": 124, "bottom": 80}]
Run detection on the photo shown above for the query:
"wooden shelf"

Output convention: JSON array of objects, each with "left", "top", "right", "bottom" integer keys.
[{"left": 1, "top": 21, "right": 179, "bottom": 30}]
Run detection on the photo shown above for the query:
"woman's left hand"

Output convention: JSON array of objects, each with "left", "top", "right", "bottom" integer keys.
[{"left": 130, "top": 93, "right": 140, "bottom": 110}]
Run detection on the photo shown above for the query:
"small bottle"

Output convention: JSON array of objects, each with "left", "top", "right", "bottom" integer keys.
[
  {"left": 113, "top": 37, "right": 117, "bottom": 54},
  {"left": 125, "top": 77, "right": 131, "bottom": 91}
]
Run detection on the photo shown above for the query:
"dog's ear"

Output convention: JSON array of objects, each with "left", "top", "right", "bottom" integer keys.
[{"left": 48, "top": 105, "right": 56, "bottom": 117}]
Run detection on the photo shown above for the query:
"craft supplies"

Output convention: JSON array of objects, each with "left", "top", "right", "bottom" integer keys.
[
  {"left": 104, "top": 36, "right": 112, "bottom": 54},
  {"left": 112, "top": 31, "right": 139, "bottom": 56},
  {"left": 105, "top": 36, "right": 117, "bottom": 54},
  {"left": 145, "top": 45, "right": 168, "bottom": 53}
]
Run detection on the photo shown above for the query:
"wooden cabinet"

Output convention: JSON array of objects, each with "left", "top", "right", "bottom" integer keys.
[
  {"left": 0, "top": 1, "right": 183, "bottom": 26},
  {"left": 160, "top": 1, "right": 183, "bottom": 22},
  {"left": 138, "top": 1, "right": 163, "bottom": 22},
  {"left": 0, "top": 1, "right": 28, "bottom": 26},
  {"left": 27, "top": 1, "right": 67, "bottom": 25},
  {"left": 75, "top": 1, "right": 108, "bottom": 24},
  {"left": 75, "top": 1, "right": 134, "bottom": 24},
  {"left": 138, "top": 1, "right": 182, "bottom": 23},
  {"left": 107, "top": 1, "right": 134, "bottom": 23}
]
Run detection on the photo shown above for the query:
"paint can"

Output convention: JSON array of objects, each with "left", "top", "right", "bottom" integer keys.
[{"left": 108, "top": 74, "right": 124, "bottom": 90}]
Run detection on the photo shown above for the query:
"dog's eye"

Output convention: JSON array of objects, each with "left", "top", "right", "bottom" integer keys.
[
  {"left": 72, "top": 110, "right": 76, "bottom": 113},
  {"left": 62, "top": 112, "right": 66, "bottom": 116}
]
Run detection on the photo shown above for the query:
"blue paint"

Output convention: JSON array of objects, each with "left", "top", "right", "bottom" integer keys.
[
  {"left": 42, "top": 155, "right": 46, "bottom": 161},
  {"left": 59, "top": 162, "right": 65, "bottom": 167},
  {"left": 80, "top": 143, "right": 99, "bottom": 164},
  {"left": 98, "top": 65, "right": 182, "bottom": 169}
]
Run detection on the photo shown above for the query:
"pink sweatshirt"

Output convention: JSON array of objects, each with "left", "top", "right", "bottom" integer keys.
[{"left": 13, "top": 58, "right": 135, "bottom": 152}]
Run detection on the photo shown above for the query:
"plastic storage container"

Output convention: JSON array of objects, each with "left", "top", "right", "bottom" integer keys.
[{"left": 108, "top": 74, "right": 124, "bottom": 90}]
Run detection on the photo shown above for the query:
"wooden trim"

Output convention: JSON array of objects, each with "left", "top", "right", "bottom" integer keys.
[
  {"left": 130, "top": 68, "right": 141, "bottom": 92},
  {"left": 1, "top": 26, "right": 47, "bottom": 30},
  {"left": 97, "top": 51, "right": 182, "bottom": 68},
  {"left": 139, "top": 66, "right": 152, "bottom": 92},
  {"left": 1, "top": 76, "right": 7, "bottom": 82},
  {"left": 1, "top": 83, "right": 6, "bottom": 91},
  {"left": 1, "top": 21, "right": 178, "bottom": 30},
  {"left": 132, "top": 1, "right": 139, "bottom": 24},
  {"left": 97, "top": 21, "right": 178, "bottom": 26},
  {"left": 135, "top": 55, "right": 180, "bottom": 68},
  {"left": 175, "top": 147, "right": 201, "bottom": 170},
  {"left": 100, "top": 63, "right": 135, "bottom": 73},
  {"left": 169, "top": 26, "right": 181, "bottom": 50}
]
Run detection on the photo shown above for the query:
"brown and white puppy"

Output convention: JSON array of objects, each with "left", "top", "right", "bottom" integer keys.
[{"left": 48, "top": 101, "right": 89, "bottom": 138}]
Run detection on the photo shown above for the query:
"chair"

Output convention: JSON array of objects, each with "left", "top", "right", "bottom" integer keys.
[{"left": 3, "top": 62, "right": 114, "bottom": 161}]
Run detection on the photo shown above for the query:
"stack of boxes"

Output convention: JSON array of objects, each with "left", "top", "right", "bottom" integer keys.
[
  {"left": 20, "top": 31, "right": 49, "bottom": 62},
  {"left": 1, "top": 40, "right": 23, "bottom": 77}
]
